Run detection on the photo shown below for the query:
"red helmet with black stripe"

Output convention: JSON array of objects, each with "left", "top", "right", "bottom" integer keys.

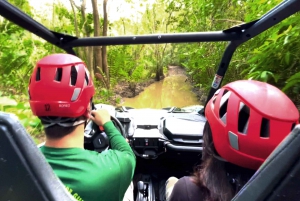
[
  {"left": 205, "top": 80, "right": 299, "bottom": 170},
  {"left": 28, "top": 53, "right": 95, "bottom": 118}
]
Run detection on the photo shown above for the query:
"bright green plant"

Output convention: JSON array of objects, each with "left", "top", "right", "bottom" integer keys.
[{"left": 0, "top": 94, "right": 43, "bottom": 143}]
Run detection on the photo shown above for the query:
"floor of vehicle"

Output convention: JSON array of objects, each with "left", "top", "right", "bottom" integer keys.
[{"left": 133, "top": 151, "right": 201, "bottom": 201}]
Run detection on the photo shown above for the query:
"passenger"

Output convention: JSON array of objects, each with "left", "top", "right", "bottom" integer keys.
[
  {"left": 166, "top": 80, "right": 299, "bottom": 201},
  {"left": 28, "top": 53, "right": 136, "bottom": 201}
]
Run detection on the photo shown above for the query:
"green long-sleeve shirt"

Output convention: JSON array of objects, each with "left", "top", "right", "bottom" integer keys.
[{"left": 40, "top": 121, "right": 136, "bottom": 201}]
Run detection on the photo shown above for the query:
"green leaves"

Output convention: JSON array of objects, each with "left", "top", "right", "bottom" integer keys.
[
  {"left": 0, "top": 94, "right": 43, "bottom": 140},
  {"left": 285, "top": 51, "right": 290, "bottom": 65},
  {"left": 0, "top": 96, "right": 17, "bottom": 107},
  {"left": 163, "top": 0, "right": 300, "bottom": 107},
  {"left": 1, "top": 0, "right": 299, "bottom": 143},
  {"left": 282, "top": 71, "right": 300, "bottom": 92},
  {"left": 245, "top": 13, "right": 300, "bottom": 98}
]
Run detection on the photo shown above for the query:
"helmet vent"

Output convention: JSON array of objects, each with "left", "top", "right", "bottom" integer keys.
[
  {"left": 70, "top": 66, "right": 78, "bottom": 86},
  {"left": 54, "top": 68, "right": 63, "bottom": 82},
  {"left": 260, "top": 118, "right": 270, "bottom": 138},
  {"left": 84, "top": 72, "right": 89, "bottom": 87},
  {"left": 291, "top": 123, "right": 296, "bottom": 131},
  {"left": 238, "top": 102, "right": 250, "bottom": 134},
  {"left": 212, "top": 89, "right": 220, "bottom": 104},
  {"left": 219, "top": 90, "right": 230, "bottom": 124},
  {"left": 212, "top": 96, "right": 216, "bottom": 104},
  {"left": 36, "top": 67, "right": 41, "bottom": 81}
]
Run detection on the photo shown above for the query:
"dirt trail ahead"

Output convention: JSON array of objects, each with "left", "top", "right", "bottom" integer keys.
[
  {"left": 113, "top": 66, "right": 186, "bottom": 100},
  {"left": 110, "top": 65, "right": 206, "bottom": 105},
  {"left": 166, "top": 66, "right": 207, "bottom": 104},
  {"left": 167, "top": 66, "right": 187, "bottom": 77}
]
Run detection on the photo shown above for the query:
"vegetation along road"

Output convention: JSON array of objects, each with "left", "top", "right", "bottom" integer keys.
[{"left": 0, "top": 0, "right": 299, "bottom": 143}]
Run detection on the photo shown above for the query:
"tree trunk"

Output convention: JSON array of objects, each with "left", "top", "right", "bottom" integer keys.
[
  {"left": 102, "top": 0, "right": 109, "bottom": 88},
  {"left": 69, "top": 0, "right": 80, "bottom": 37},
  {"left": 155, "top": 45, "right": 161, "bottom": 81},
  {"left": 121, "top": 18, "right": 126, "bottom": 35},
  {"left": 69, "top": 0, "right": 86, "bottom": 59},
  {"left": 91, "top": 0, "right": 102, "bottom": 74},
  {"left": 80, "top": 0, "right": 94, "bottom": 78}
]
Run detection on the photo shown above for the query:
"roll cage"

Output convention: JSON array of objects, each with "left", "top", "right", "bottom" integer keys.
[{"left": 1, "top": 0, "right": 300, "bottom": 112}]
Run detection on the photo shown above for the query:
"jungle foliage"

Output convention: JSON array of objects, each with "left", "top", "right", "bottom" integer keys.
[{"left": 0, "top": 0, "right": 299, "bottom": 141}]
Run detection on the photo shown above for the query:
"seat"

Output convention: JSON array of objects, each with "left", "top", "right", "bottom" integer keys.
[
  {"left": 0, "top": 111, "right": 75, "bottom": 201},
  {"left": 232, "top": 124, "right": 300, "bottom": 201}
]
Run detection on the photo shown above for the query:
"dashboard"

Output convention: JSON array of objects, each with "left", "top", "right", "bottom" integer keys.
[
  {"left": 112, "top": 105, "right": 207, "bottom": 159},
  {"left": 85, "top": 104, "right": 207, "bottom": 158}
]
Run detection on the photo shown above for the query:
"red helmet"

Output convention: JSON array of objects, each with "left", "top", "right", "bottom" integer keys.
[
  {"left": 29, "top": 54, "right": 95, "bottom": 118},
  {"left": 205, "top": 80, "right": 299, "bottom": 170}
]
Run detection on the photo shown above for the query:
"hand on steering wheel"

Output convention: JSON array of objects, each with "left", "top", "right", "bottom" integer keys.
[
  {"left": 84, "top": 109, "right": 126, "bottom": 152},
  {"left": 89, "top": 109, "right": 111, "bottom": 127}
]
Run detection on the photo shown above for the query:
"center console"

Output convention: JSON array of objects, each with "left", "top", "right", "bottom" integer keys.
[
  {"left": 92, "top": 104, "right": 206, "bottom": 201},
  {"left": 136, "top": 175, "right": 155, "bottom": 201}
]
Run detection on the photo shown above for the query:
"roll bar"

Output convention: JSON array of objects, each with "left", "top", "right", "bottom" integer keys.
[{"left": 1, "top": 0, "right": 300, "bottom": 111}]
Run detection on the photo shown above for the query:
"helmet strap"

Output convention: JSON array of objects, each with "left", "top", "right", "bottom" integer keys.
[
  {"left": 42, "top": 118, "right": 86, "bottom": 128},
  {"left": 84, "top": 119, "right": 88, "bottom": 128},
  {"left": 84, "top": 99, "right": 95, "bottom": 129}
]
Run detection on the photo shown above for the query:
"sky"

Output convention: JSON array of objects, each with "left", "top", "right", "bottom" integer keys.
[{"left": 28, "top": 0, "right": 156, "bottom": 22}]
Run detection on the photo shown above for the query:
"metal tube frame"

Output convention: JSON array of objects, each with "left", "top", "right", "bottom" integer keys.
[{"left": 1, "top": 0, "right": 300, "bottom": 111}]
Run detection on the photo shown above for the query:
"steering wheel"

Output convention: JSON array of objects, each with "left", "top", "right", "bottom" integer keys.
[{"left": 84, "top": 115, "right": 126, "bottom": 152}]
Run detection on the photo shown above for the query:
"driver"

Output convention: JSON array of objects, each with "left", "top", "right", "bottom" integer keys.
[
  {"left": 28, "top": 53, "right": 136, "bottom": 201},
  {"left": 166, "top": 80, "right": 299, "bottom": 201}
]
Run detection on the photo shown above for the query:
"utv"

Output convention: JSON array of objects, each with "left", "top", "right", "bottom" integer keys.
[{"left": 1, "top": 0, "right": 300, "bottom": 201}]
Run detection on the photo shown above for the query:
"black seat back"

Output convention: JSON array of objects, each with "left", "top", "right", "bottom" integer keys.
[
  {"left": 232, "top": 125, "right": 300, "bottom": 201},
  {"left": 0, "top": 112, "right": 75, "bottom": 201}
]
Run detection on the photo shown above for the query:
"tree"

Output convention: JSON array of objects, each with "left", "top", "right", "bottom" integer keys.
[
  {"left": 80, "top": 0, "right": 94, "bottom": 77},
  {"left": 68, "top": 0, "right": 94, "bottom": 77},
  {"left": 102, "top": 0, "right": 109, "bottom": 88},
  {"left": 91, "top": 0, "right": 102, "bottom": 75},
  {"left": 69, "top": 0, "right": 79, "bottom": 37},
  {"left": 140, "top": 1, "right": 173, "bottom": 81}
]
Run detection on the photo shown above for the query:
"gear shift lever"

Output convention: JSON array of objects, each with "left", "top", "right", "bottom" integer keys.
[
  {"left": 137, "top": 180, "right": 149, "bottom": 201},
  {"left": 137, "top": 181, "right": 145, "bottom": 195}
]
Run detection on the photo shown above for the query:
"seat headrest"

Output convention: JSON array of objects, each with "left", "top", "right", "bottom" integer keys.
[
  {"left": 232, "top": 125, "right": 300, "bottom": 201},
  {"left": 0, "top": 112, "right": 75, "bottom": 201}
]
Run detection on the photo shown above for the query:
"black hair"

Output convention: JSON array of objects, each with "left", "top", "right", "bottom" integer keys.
[{"left": 192, "top": 122, "right": 255, "bottom": 201}]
